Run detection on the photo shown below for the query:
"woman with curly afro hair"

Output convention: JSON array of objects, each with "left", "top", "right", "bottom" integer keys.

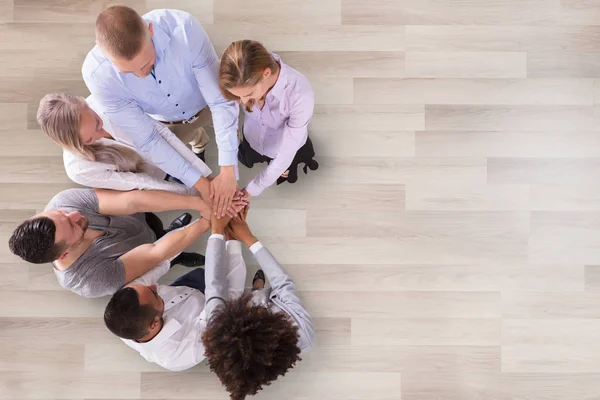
[{"left": 203, "top": 207, "right": 314, "bottom": 400}]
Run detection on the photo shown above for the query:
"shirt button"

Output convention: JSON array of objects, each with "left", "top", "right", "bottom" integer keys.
[
  {"left": 167, "top": 94, "right": 170, "bottom": 97},
  {"left": 175, "top": 104, "right": 179, "bottom": 107},
  {"left": 158, "top": 80, "right": 162, "bottom": 84},
  {"left": 183, "top": 112, "right": 186, "bottom": 115}
]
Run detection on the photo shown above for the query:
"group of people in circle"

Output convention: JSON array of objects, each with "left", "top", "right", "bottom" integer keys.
[{"left": 9, "top": 5, "right": 318, "bottom": 400}]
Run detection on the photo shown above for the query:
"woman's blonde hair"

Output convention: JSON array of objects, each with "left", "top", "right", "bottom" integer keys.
[
  {"left": 37, "top": 93, "right": 145, "bottom": 173},
  {"left": 219, "top": 40, "right": 279, "bottom": 112}
]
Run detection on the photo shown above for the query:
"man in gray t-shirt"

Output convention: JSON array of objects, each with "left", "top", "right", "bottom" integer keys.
[{"left": 8, "top": 188, "right": 212, "bottom": 298}]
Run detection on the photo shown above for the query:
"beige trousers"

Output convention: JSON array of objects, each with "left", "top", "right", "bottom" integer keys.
[{"left": 164, "top": 107, "right": 213, "bottom": 154}]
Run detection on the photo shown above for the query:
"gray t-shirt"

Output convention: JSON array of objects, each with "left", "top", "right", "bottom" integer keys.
[{"left": 45, "top": 189, "right": 157, "bottom": 298}]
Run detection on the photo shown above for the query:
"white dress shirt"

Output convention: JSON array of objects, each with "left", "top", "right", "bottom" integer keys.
[
  {"left": 121, "top": 236, "right": 247, "bottom": 371},
  {"left": 62, "top": 95, "right": 212, "bottom": 194},
  {"left": 82, "top": 9, "right": 239, "bottom": 187}
]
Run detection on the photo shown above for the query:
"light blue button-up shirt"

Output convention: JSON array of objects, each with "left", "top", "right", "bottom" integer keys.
[{"left": 82, "top": 9, "right": 239, "bottom": 187}]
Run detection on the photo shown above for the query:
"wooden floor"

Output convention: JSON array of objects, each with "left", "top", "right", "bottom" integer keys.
[{"left": 3, "top": 0, "right": 600, "bottom": 399}]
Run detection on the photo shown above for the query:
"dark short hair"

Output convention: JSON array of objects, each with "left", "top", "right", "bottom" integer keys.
[
  {"left": 202, "top": 293, "right": 301, "bottom": 400},
  {"left": 9, "top": 216, "right": 65, "bottom": 264},
  {"left": 96, "top": 5, "right": 147, "bottom": 60},
  {"left": 104, "top": 287, "right": 161, "bottom": 340}
]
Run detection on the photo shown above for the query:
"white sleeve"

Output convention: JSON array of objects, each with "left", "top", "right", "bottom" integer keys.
[
  {"left": 225, "top": 240, "right": 247, "bottom": 298},
  {"left": 63, "top": 150, "right": 196, "bottom": 195}
]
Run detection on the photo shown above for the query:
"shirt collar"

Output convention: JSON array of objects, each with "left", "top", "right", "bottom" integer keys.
[
  {"left": 267, "top": 53, "right": 287, "bottom": 100},
  {"left": 148, "top": 21, "right": 171, "bottom": 60},
  {"left": 124, "top": 315, "right": 182, "bottom": 351}
]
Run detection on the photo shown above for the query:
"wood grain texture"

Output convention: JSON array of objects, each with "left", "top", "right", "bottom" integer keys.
[
  {"left": 4, "top": 0, "right": 600, "bottom": 399},
  {"left": 405, "top": 52, "right": 527, "bottom": 78}
]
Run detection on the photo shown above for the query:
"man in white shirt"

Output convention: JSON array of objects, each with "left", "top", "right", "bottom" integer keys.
[
  {"left": 83, "top": 6, "right": 241, "bottom": 217},
  {"left": 103, "top": 222, "right": 247, "bottom": 371}
]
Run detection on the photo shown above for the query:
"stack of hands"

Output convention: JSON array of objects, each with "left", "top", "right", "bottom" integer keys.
[
  {"left": 211, "top": 205, "right": 257, "bottom": 247},
  {"left": 209, "top": 171, "right": 251, "bottom": 219}
]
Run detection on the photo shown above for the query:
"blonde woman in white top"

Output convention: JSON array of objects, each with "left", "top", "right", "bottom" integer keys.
[{"left": 37, "top": 93, "right": 212, "bottom": 195}]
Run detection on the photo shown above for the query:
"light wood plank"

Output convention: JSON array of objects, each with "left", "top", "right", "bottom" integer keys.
[
  {"left": 405, "top": 52, "right": 526, "bottom": 78},
  {"left": 401, "top": 372, "right": 600, "bottom": 400},
  {"left": 312, "top": 130, "right": 415, "bottom": 157},
  {"left": 0, "top": 49, "right": 88, "bottom": 79},
  {"left": 312, "top": 105, "right": 424, "bottom": 132},
  {"left": 312, "top": 157, "right": 486, "bottom": 186},
  {"left": 0, "top": 0, "right": 13, "bottom": 22},
  {"left": 245, "top": 209, "right": 306, "bottom": 238},
  {"left": 352, "top": 318, "right": 501, "bottom": 346},
  {"left": 355, "top": 78, "right": 594, "bottom": 105},
  {"left": 488, "top": 158, "right": 600, "bottom": 185},
  {"left": 528, "top": 52, "right": 600, "bottom": 78},
  {"left": 307, "top": 210, "right": 529, "bottom": 240},
  {"left": 417, "top": 131, "right": 600, "bottom": 157},
  {"left": 0, "top": 183, "right": 79, "bottom": 211},
  {"left": 0, "top": 317, "right": 114, "bottom": 345},
  {"left": 342, "top": 0, "right": 561, "bottom": 25},
  {"left": 288, "top": 263, "right": 582, "bottom": 292},
  {"left": 425, "top": 105, "right": 596, "bottom": 131},
  {"left": 302, "top": 291, "right": 502, "bottom": 318},
  {"left": 0, "top": 103, "right": 28, "bottom": 130},
  {"left": 277, "top": 51, "right": 405, "bottom": 78},
  {"left": 0, "top": 156, "right": 69, "bottom": 183},
  {"left": 313, "top": 317, "right": 351, "bottom": 345},
  {"left": 0, "top": 342, "right": 83, "bottom": 371},
  {"left": 85, "top": 344, "right": 170, "bottom": 372},
  {"left": 529, "top": 211, "right": 600, "bottom": 264},
  {"left": 0, "top": 371, "right": 140, "bottom": 399},
  {"left": 298, "top": 345, "right": 500, "bottom": 372},
  {"left": 305, "top": 76, "right": 353, "bottom": 105},
  {"left": 262, "top": 236, "right": 526, "bottom": 265},
  {"left": 252, "top": 182, "right": 406, "bottom": 211},
  {"left": 0, "top": 129, "right": 63, "bottom": 156},
  {"left": 502, "top": 319, "right": 600, "bottom": 372},
  {"left": 406, "top": 183, "right": 530, "bottom": 211},
  {"left": 561, "top": 0, "right": 600, "bottom": 24},
  {"left": 530, "top": 184, "right": 600, "bottom": 210},
  {"left": 214, "top": 0, "right": 341, "bottom": 25},
  {"left": 0, "top": 263, "right": 29, "bottom": 290},
  {"left": 407, "top": 25, "right": 600, "bottom": 52},
  {"left": 0, "top": 290, "right": 108, "bottom": 317},
  {"left": 142, "top": 370, "right": 402, "bottom": 400},
  {"left": 205, "top": 24, "right": 406, "bottom": 52},
  {"left": 502, "top": 292, "right": 600, "bottom": 318},
  {"left": 0, "top": 79, "right": 88, "bottom": 103}
]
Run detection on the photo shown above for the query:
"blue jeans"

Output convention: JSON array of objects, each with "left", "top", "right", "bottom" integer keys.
[{"left": 169, "top": 268, "right": 205, "bottom": 293}]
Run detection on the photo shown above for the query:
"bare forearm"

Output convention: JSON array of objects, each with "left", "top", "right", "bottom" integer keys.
[
  {"left": 98, "top": 189, "right": 207, "bottom": 216},
  {"left": 153, "top": 219, "right": 208, "bottom": 260}
]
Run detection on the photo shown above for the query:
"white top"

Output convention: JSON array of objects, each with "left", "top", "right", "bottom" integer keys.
[
  {"left": 62, "top": 95, "right": 212, "bottom": 195},
  {"left": 121, "top": 238, "right": 247, "bottom": 371}
]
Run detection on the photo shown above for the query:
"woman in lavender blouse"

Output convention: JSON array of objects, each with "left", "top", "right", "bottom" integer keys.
[{"left": 218, "top": 40, "right": 319, "bottom": 198}]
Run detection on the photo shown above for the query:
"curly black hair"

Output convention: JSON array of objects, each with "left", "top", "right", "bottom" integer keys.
[{"left": 202, "top": 292, "right": 301, "bottom": 400}]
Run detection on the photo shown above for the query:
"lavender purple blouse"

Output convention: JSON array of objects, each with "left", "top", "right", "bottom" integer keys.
[{"left": 243, "top": 54, "right": 315, "bottom": 196}]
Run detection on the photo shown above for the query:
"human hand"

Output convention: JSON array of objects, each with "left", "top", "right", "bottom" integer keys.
[
  {"left": 223, "top": 189, "right": 249, "bottom": 218},
  {"left": 210, "top": 166, "right": 238, "bottom": 218},
  {"left": 227, "top": 206, "right": 255, "bottom": 246},
  {"left": 210, "top": 212, "right": 232, "bottom": 235}
]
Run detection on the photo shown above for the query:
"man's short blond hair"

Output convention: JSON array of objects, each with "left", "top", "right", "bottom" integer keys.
[{"left": 96, "top": 5, "right": 147, "bottom": 60}]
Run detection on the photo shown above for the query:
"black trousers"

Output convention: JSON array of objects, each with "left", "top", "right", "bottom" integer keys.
[
  {"left": 237, "top": 136, "right": 319, "bottom": 185},
  {"left": 145, "top": 212, "right": 166, "bottom": 240}
]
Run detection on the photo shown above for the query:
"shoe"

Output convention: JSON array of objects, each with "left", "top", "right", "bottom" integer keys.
[
  {"left": 195, "top": 151, "right": 206, "bottom": 163},
  {"left": 166, "top": 213, "right": 192, "bottom": 233},
  {"left": 252, "top": 269, "right": 266, "bottom": 289},
  {"left": 170, "top": 252, "right": 206, "bottom": 268}
]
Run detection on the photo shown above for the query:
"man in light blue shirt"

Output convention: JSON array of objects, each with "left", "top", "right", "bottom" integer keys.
[{"left": 82, "top": 6, "right": 240, "bottom": 215}]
